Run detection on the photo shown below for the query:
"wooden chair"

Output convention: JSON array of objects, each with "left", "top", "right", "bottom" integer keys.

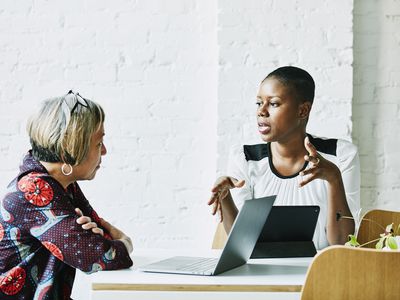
[
  {"left": 356, "top": 209, "right": 400, "bottom": 248},
  {"left": 301, "top": 245, "right": 400, "bottom": 300},
  {"left": 211, "top": 222, "right": 227, "bottom": 249}
]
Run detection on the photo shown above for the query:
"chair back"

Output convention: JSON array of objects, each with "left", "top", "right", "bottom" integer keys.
[
  {"left": 211, "top": 222, "right": 227, "bottom": 249},
  {"left": 357, "top": 209, "right": 400, "bottom": 248},
  {"left": 301, "top": 245, "right": 400, "bottom": 300}
]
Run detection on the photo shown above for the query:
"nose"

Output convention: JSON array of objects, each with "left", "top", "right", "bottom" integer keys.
[
  {"left": 101, "top": 143, "right": 107, "bottom": 156},
  {"left": 257, "top": 102, "right": 269, "bottom": 117}
]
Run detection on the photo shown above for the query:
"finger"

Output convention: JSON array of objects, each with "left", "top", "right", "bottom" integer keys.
[
  {"left": 299, "top": 166, "right": 320, "bottom": 177},
  {"left": 211, "top": 180, "right": 230, "bottom": 193},
  {"left": 92, "top": 227, "right": 104, "bottom": 236},
  {"left": 304, "top": 154, "right": 320, "bottom": 165},
  {"left": 211, "top": 177, "right": 238, "bottom": 192},
  {"left": 207, "top": 192, "right": 219, "bottom": 205},
  {"left": 233, "top": 179, "right": 245, "bottom": 188},
  {"left": 82, "top": 222, "right": 97, "bottom": 230},
  {"left": 76, "top": 216, "right": 91, "bottom": 225},
  {"left": 220, "top": 189, "right": 229, "bottom": 199},
  {"left": 304, "top": 136, "right": 317, "bottom": 157},
  {"left": 211, "top": 201, "right": 218, "bottom": 215},
  {"left": 299, "top": 172, "right": 318, "bottom": 187},
  {"left": 218, "top": 204, "right": 223, "bottom": 222},
  {"left": 75, "top": 208, "right": 83, "bottom": 217}
]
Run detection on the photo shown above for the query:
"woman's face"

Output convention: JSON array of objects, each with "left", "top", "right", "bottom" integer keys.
[
  {"left": 74, "top": 123, "right": 107, "bottom": 181},
  {"left": 256, "top": 77, "right": 307, "bottom": 143}
]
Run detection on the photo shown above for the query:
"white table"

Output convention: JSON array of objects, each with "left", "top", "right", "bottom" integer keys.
[{"left": 90, "top": 249, "right": 312, "bottom": 300}]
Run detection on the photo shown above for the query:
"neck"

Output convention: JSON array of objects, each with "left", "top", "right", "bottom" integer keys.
[
  {"left": 271, "top": 132, "right": 308, "bottom": 160},
  {"left": 40, "top": 161, "right": 75, "bottom": 189},
  {"left": 269, "top": 131, "right": 308, "bottom": 177}
]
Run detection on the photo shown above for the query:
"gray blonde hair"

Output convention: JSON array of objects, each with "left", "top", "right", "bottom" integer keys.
[{"left": 27, "top": 91, "right": 105, "bottom": 165}]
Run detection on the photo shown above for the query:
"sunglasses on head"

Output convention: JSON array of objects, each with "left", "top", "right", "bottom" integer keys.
[{"left": 66, "top": 90, "right": 90, "bottom": 114}]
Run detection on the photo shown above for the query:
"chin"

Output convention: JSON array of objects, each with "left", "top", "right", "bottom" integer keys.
[
  {"left": 85, "top": 171, "right": 98, "bottom": 181},
  {"left": 259, "top": 134, "right": 274, "bottom": 143}
]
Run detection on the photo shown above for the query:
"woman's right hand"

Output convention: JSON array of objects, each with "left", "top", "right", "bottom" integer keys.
[
  {"left": 207, "top": 176, "right": 245, "bottom": 221},
  {"left": 75, "top": 208, "right": 104, "bottom": 236}
]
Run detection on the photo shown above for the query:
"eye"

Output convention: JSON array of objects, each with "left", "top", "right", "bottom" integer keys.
[
  {"left": 269, "top": 102, "right": 279, "bottom": 107},
  {"left": 255, "top": 101, "right": 262, "bottom": 107}
]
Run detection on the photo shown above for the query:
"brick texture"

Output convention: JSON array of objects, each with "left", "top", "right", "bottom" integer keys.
[
  {"left": 3, "top": 0, "right": 398, "bottom": 298},
  {"left": 217, "top": 0, "right": 354, "bottom": 173},
  {"left": 0, "top": 0, "right": 218, "bottom": 254},
  {"left": 353, "top": 0, "right": 400, "bottom": 211},
  {"left": 1, "top": 0, "right": 398, "bottom": 276}
]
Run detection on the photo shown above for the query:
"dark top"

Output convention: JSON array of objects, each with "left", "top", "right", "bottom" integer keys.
[{"left": 0, "top": 151, "right": 133, "bottom": 299}]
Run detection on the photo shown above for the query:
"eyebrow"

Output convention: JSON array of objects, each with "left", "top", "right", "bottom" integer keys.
[{"left": 256, "top": 95, "right": 282, "bottom": 100}]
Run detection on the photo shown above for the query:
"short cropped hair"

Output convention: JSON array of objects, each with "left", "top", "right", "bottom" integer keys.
[
  {"left": 263, "top": 66, "right": 315, "bottom": 104},
  {"left": 27, "top": 92, "right": 105, "bottom": 165}
]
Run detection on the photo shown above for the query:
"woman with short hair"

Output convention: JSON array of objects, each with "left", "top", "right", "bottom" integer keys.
[
  {"left": 0, "top": 91, "right": 133, "bottom": 299},
  {"left": 208, "top": 66, "right": 360, "bottom": 249}
]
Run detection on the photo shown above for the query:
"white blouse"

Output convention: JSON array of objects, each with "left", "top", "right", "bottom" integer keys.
[{"left": 227, "top": 134, "right": 360, "bottom": 250}]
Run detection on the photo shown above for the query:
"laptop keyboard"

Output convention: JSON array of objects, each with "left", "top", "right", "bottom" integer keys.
[{"left": 176, "top": 257, "right": 218, "bottom": 273}]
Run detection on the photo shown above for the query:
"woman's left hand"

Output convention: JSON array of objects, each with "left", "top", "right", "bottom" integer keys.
[
  {"left": 298, "top": 136, "right": 341, "bottom": 187},
  {"left": 75, "top": 208, "right": 104, "bottom": 236}
]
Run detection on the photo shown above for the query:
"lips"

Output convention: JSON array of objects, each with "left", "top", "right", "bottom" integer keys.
[{"left": 258, "top": 121, "right": 271, "bottom": 134}]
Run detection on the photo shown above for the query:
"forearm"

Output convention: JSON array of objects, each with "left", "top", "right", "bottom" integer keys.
[
  {"left": 100, "top": 218, "right": 134, "bottom": 254},
  {"left": 326, "top": 173, "right": 355, "bottom": 245},
  {"left": 119, "top": 235, "right": 133, "bottom": 254},
  {"left": 220, "top": 191, "right": 239, "bottom": 234}
]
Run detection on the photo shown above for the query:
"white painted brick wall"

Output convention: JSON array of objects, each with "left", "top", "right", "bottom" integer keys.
[
  {"left": 353, "top": 0, "right": 400, "bottom": 211},
  {"left": 217, "top": 0, "right": 354, "bottom": 172},
  {"left": 0, "top": 0, "right": 218, "bottom": 254},
  {"left": 1, "top": 0, "right": 399, "bottom": 298}
]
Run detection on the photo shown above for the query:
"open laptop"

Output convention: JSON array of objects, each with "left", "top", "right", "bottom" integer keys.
[
  {"left": 251, "top": 205, "right": 320, "bottom": 258},
  {"left": 139, "top": 195, "right": 276, "bottom": 276}
]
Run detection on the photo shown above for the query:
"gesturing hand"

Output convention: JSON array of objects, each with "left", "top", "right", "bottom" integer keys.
[
  {"left": 299, "top": 136, "right": 341, "bottom": 187},
  {"left": 207, "top": 176, "right": 245, "bottom": 222},
  {"left": 75, "top": 208, "right": 104, "bottom": 236}
]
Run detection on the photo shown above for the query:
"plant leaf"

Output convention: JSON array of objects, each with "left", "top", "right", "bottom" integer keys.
[
  {"left": 387, "top": 236, "right": 398, "bottom": 250},
  {"left": 376, "top": 237, "right": 385, "bottom": 249},
  {"left": 345, "top": 235, "right": 360, "bottom": 247}
]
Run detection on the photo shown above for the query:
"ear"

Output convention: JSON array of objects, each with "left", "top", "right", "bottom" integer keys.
[{"left": 298, "top": 101, "right": 312, "bottom": 120}]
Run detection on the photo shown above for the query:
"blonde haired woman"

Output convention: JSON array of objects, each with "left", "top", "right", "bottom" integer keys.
[{"left": 0, "top": 91, "right": 133, "bottom": 299}]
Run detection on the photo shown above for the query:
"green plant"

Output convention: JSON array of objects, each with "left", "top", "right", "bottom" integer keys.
[
  {"left": 345, "top": 223, "right": 400, "bottom": 250},
  {"left": 337, "top": 212, "right": 400, "bottom": 250},
  {"left": 375, "top": 223, "right": 400, "bottom": 250}
]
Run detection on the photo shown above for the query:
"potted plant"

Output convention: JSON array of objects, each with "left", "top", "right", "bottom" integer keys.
[{"left": 338, "top": 212, "right": 400, "bottom": 250}]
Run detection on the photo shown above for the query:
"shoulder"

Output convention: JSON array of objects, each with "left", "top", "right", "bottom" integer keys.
[
  {"left": 309, "top": 134, "right": 358, "bottom": 171},
  {"left": 308, "top": 134, "right": 357, "bottom": 158},
  {"left": 229, "top": 143, "right": 269, "bottom": 162},
  {"left": 308, "top": 135, "right": 339, "bottom": 156},
  {"left": 17, "top": 172, "right": 64, "bottom": 207}
]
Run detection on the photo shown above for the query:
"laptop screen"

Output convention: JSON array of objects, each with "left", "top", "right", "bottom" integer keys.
[{"left": 251, "top": 205, "right": 320, "bottom": 258}]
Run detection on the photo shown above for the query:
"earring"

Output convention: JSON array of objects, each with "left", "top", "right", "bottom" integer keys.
[{"left": 61, "top": 163, "right": 73, "bottom": 176}]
